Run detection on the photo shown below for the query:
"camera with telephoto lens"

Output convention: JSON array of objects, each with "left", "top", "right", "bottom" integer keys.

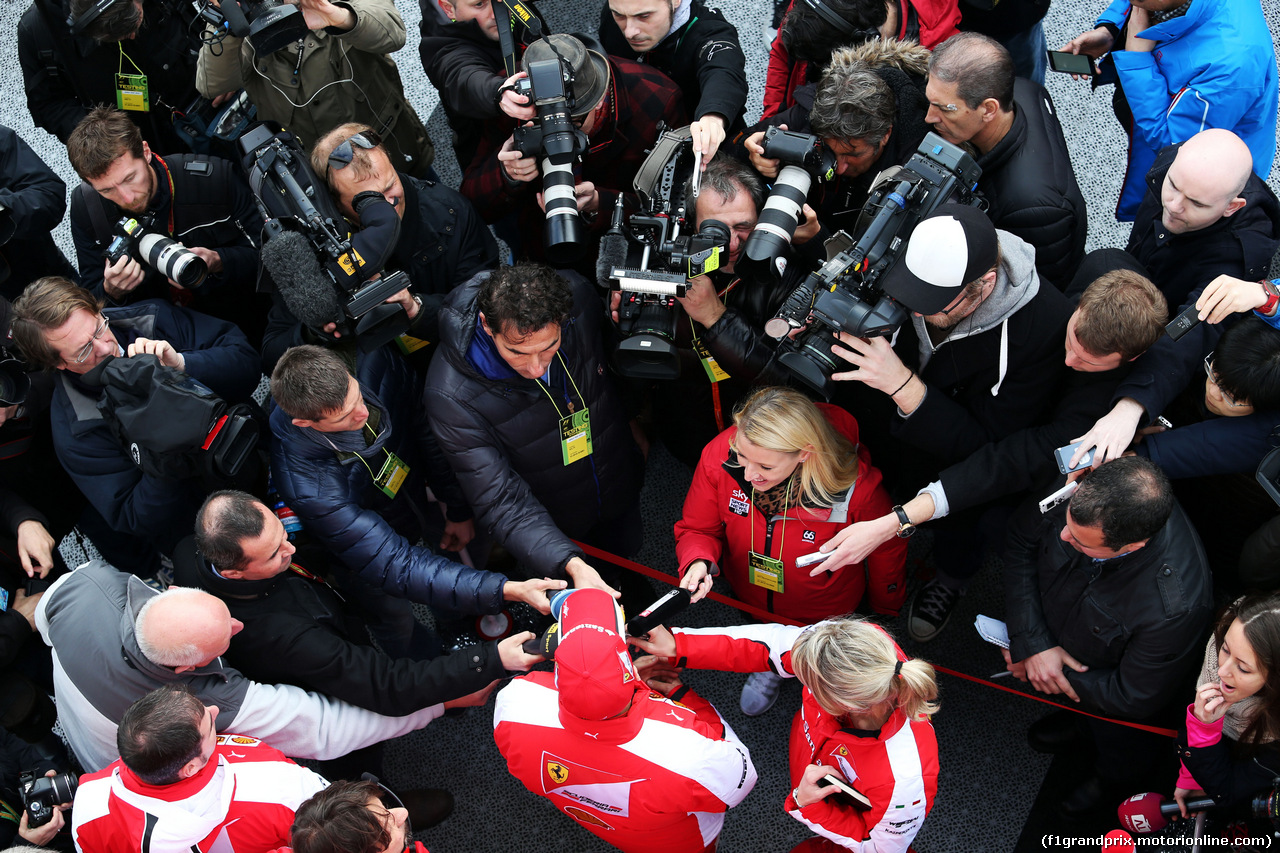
[
  {"left": 511, "top": 54, "right": 590, "bottom": 266},
  {"left": 196, "top": 0, "right": 308, "bottom": 55},
  {"left": 738, "top": 126, "right": 836, "bottom": 277},
  {"left": 19, "top": 769, "right": 78, "bottom": 828},
  {"left": 766, "top": 132, "right": 985, "bottom": 396},
  {"left": 239, "top": 123, "right": 411, "bottom": 351},
  {"left": 104, "top": 215, "right": 208, "bottom": 291},
  {"left": 601, "top": 126, "right": 729, "bottom": 380}
]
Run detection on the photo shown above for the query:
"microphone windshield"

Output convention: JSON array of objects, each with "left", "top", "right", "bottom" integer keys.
[
  {"left": 262, "top": 230, "right": 344, "bottom": 331},
  {"left": 596, "top": 232, "right": 629, "bottom": 291},
  {"left": 1117, "top": 793, "right": 1168, "bottom": 834}
]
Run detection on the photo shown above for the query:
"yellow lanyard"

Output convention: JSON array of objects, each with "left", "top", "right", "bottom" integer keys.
[
  {"left": 118, "top": 43, "right": 144, "bottom": 76},
  {"left": 749, "top": 480, "right": 790, "bottom": 558},
  {"left": 534, "top": 352, "right": 587, "bottom": 417},
  {"left": 349, "top": 422, "right": 394, "bottom": 482}
]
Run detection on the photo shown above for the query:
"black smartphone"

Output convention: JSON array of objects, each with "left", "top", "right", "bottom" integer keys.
[
  {"left": 817, "top": 774, "right": 873, "bottom": 811},
  {"left": 1047, "top": 50, "right": 1098, "bottom": 77},
  {"left": 1165, "top": 301, "right": 1202, "bottom": 342}
]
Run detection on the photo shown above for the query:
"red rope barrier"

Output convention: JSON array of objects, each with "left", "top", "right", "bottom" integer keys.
[{"left": 573, "top": 540, "right": 1180, "bottom": 739}]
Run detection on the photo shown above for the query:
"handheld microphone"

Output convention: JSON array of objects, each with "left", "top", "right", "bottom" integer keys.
[
  {"left": 626, "top": 588, "right": 691, "bottom": 638},
  {"left": 1117, "top": 792, "right": 1216, "bottom": 834}
]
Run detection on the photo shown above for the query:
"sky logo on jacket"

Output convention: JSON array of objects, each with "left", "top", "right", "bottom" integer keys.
[{"left": 729, "top": 489, "right": 749, "bottom": 516}]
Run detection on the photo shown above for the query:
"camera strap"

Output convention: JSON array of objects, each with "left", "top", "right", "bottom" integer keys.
[{"left": 152, "top": 157, "right": 176, "bottom": 236}]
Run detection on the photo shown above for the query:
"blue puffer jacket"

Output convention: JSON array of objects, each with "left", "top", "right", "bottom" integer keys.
[
  {"left": 1097, "top": 0, "right": 1278, "bottom": 219},
  {"left": 51, "top": 300, "right": 259, "bottom": 556},
  {"left": 269, "top": 343, "right": 507, "bottom": 614}
]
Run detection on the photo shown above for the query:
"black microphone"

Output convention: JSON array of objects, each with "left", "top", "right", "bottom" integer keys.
[
  {"left": 596, "top": 193, "right": 628, "bottom": 291},
  {"left": 626, "top": 588, "right": 691, "bottom": 638},
  {"left": 1117, "top": 792, "right": 1217, "bottom": 834},
  {"left": 262, "top": 231, "right": 344, "bottom": 331}
]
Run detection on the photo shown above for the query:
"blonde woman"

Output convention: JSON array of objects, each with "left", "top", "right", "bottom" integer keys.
[
  {"left": 674, "top": 387, "right": 907, "bottom": 714},
  {"left": 632, "top": 617, "right": 939, "bottom": 853}
]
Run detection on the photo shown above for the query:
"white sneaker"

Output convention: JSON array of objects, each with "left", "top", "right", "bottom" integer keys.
[{"left": 740, "top": 671, "right": 783, "bottom": 716}]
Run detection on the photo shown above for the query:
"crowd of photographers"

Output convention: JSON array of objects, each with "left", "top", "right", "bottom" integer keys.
[{"left": 0, "top": 0, "right": 1278, "bottom": 848}]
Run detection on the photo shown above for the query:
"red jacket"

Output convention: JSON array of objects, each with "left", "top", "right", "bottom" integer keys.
[
  {"left": 674, "top": 403, "right": 906, "bottom": 622},
  {"left": 762, "top": 0, "right": 960, "bottom": 118},
  {"left": 73, "top": 736, "right": 327, "bottom": 853},
  {"left": 673, "top": 623, "right": 939, "bottom": 853},
  {"left": 493, "top": 671, "right": 756, "bottom": 852}
]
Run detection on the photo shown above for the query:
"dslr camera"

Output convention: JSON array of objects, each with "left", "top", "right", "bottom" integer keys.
[
  {"left": 600, "top": 126, "right": 729, "bottom": 380},
  {"left": 766, "top": 133, "right": 985, "bottom": 396},
  {"left": 105, "top": 215, "right": 208, "bottom": 290},
  {"left": 239, "top": 123, "right": 411, "bottom": 351},
  {"left": 511, "top": 47, "right": 591, "bottom": 265},
  {"left": 19, "top": 769, "right": 78, "bottom": 828},
  {"left": 738, "top": 126, "right": 835, "bottom": 276}
]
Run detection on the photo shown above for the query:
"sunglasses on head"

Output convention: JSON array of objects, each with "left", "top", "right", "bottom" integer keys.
[{"left": 327, "top": 131, "right": 381, "bottom": 175}]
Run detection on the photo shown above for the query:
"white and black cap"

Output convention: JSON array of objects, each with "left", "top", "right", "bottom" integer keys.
[{"left": 882, "top": 204, "right": 999, "bottom": 315}]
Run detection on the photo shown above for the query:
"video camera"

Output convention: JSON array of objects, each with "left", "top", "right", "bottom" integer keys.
[
  {"left": 738, "top": 126, "right": 835, "bottom": 277},
  {"left": 598, "top": 125, "right": 729, "bottom": 380},
  {"left": 765, "top": 133, "right": 984, "bottom": 396},
  {"left": 238, "top": 123, "right": 411, "bottom": 351},
  {"left": 104, "top": 214, "right": 208, "bottom": 290},
  {"left": 510, "top": 42, "right": 590, "bottom": 265},
  {"left": 195, "top": 0, "right": 308, "bottom": 54}
]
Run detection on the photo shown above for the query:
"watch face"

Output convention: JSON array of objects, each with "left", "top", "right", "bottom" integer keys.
[{"left": 897, "top": 524, "right": 916, "bottom": 539}]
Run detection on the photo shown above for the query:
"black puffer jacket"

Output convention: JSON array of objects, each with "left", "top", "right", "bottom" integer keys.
[
  {"left": 1005, "top": 498, "right": 1213, "bottom": 720},
  {"left": 1126, "top": 143, "right": 1280, "bottom": 311},
  {"left": 599, "top": 0, "right": 748, "bottom": 133},
  {"left": 270, "top": 342, "right": 509, "bottom": 613},
  {"left": 173, "top": 536, "right": 505, "bottom": 716},
  {"left": 977, "top": 78, "right": 1087, "bottom": 290},
  {"left": 425, "top": 271, "right": 643, "bottom": 578}
]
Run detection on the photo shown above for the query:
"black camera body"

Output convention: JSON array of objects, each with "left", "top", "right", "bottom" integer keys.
[
  {"left": 239, "top": 123, "right": 410, "bottom": 351},
  {"left": 511, "top": 57, "right": 590, "bottom": 265},
  {"left": 738, "top": 126, "right": 836, "bottom": 277},
  {"left": 19, "top": 769, "right": 78, "bottom": 828},
  {"left": 767, "top": 132, "right": 985, "bottom": 396},
  {"left": 105, "top": 215, "right": 209, "bottom": 290},
  {"left": 602, "top": 127, "right": 730, "bottom": 380}
]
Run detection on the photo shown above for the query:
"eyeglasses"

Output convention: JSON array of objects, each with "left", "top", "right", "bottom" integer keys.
[
  {"left": 1204, "top": 352, "right": 1247, "bottom": 407},
  {"left": 326, "top": 131, "right": 381, "bottom": 176},
  {"left": 75, "top": 316, "right": 111, "bottom": 364},
  {"left": 361, "top": 773, "right": 410, "bottom": 841},
  {"left": 927, "top": 99, "right": 960, "bottom": 113}
]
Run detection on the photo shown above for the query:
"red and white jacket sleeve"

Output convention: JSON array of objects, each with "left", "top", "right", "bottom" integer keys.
[{"left": 672, "top": 623, "right": 808, "bottom": 675}]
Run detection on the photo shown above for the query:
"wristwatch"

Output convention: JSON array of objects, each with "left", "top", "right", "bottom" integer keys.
[
  {"left": 1259, "top": 279, "right": 1280, "bottom": 316},
  {"left": 892, "top": 505, "right": 916, "bottom": 539}
]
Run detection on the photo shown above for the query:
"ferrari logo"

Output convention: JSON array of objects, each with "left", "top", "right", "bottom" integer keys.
[{"left": 547, "top": 762, "right": 569, "bottom": 784}]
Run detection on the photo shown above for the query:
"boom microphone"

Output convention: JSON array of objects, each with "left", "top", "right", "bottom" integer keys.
[
  {"left": 262, "top": 230, "right": 344, "bottom": 331},
  {"left": 1117, "top": 792, "right": 1217, "bottom": 834},
  {"left": 597, "top": 194, "right": 629, "bottom": 290}
]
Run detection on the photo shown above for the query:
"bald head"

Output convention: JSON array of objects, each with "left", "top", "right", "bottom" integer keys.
[
  {"left": 1160, "top": 129, "right": 1253, "bottom": 234},
  {"left": 135, "top": 588, "right": 243, "bottom": 672}
]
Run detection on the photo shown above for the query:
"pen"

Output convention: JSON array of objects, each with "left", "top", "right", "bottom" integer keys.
[{"left": 989, "top": 671, "right": 1014, "bottom": 679}]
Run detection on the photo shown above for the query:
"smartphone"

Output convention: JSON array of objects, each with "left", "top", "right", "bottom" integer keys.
[
  {"left": 0, "top": 588, "right": 9, "bottom": 612},
  {"left": 795, "top": 551, "right": 828, "bottom": 568},
  {"left": 1054, "top": 441, "right": 1095, "bottom": 475},
  {"left": 1047, "top": 50, "right": 1097, "bottom": 77},
  {"left": 1165, "top": 301, "right": 1202, "bottom": 342},
  {"left": 817, "top": 774, "right": 872, "bottom": 811}
]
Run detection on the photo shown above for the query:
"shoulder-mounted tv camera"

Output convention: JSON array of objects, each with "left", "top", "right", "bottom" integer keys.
[
  {"left": 766, "top": 132, "right": 985, "bottom": 396},
  {"left": 238, "top": 123, "right": 410, "bottom": 351},
  {"left": 599, "top": 125, "right": 730, "bottom": 380}
]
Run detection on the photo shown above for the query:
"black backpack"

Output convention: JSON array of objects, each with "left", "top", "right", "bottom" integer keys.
[{"left": 86, "top": 354, "right": 263, "bottom": 490}]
